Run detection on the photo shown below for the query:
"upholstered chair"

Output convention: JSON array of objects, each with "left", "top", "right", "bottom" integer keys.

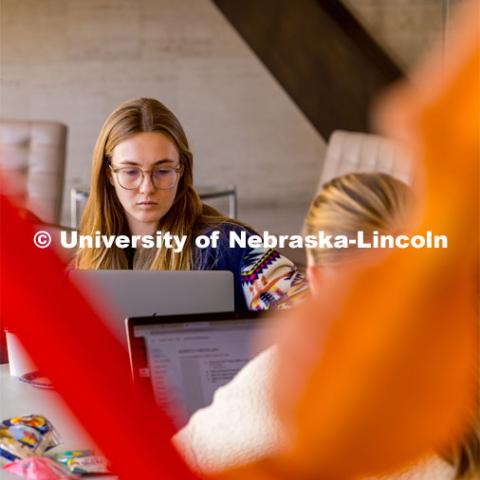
[
  {"left": 0, "top": 120, "right": 67, "bottom": 224},
  {"left": 318, "top": 130, "right": 412, "bottom": 191}
]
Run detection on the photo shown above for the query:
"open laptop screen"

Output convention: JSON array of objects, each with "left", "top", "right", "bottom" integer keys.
[{"left": 127, "top": 312, "right": 272, "bottom": 428}]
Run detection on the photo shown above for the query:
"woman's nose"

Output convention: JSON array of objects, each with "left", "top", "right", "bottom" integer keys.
[{"left": 139, "top": 172, "right": 156, "bottom": 193}]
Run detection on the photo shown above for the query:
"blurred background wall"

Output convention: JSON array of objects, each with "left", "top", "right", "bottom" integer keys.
[
  {"left": 343, "top": 0, "right": 451, "bottom": 69},
  {"left": 0, "top": 0, "right": 325, "bottom": 229},
  {"left": 0, "top": 0, "right": 453, "bottom": 232}
]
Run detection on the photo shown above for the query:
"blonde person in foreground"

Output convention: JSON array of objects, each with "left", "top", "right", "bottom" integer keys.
[
  {"left": 201, "top": 2, "right": 479, "bottom": 479},
  {"left": 173, "top": 173, "right": 480, "bottom": 480},
  {"left": 175, "top": 172, "right": 479, "bottom": 479}
]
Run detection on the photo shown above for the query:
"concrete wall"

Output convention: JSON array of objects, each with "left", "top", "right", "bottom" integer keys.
[
  {"left": 342, "top": 0, "right": 448, "bottom": 69},
  {"left": 0, "top": 0, "right": 326, "bottom": 226}
]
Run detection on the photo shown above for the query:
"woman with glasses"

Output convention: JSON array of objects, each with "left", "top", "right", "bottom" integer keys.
[{"left": 74, "top": 97, "right": 308, "bottom": 311}]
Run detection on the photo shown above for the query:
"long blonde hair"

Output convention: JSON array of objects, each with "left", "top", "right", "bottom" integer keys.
[
  {"left": 75, "top": 97, "right": 229, "bottom": 270},
  {"left": 304, "top": 172, "right": 479, "bottom": 478},
  {"left": 304, "top": 172, "right": 411, "bottom": 266}
]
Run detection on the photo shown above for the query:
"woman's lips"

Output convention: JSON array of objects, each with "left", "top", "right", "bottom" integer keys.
[{"left": 137, "top": 201, "right": 158, "bottom": 207}]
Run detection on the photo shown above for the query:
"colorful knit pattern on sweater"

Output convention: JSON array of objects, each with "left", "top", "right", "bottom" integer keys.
[{"left": 240, "top": 248, "right": 309, "bottom": 311}]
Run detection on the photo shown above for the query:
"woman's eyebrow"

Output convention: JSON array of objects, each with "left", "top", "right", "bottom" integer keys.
[{"left": 118, "top": 159, "right": 177, "bottom": 166}]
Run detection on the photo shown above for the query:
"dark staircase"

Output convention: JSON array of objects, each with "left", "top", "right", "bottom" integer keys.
[{"left": 212, "top": 0, "right": 404, "bottom": 138}]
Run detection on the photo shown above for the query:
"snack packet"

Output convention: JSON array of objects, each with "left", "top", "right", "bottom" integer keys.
[
  {"left": 49, "top": 451, "right": 94, "bottom": 465},
  {"left": 0, "top": 415, "right": 61, "bottom": 462},
  {"left": 51, "top": 450, "right": 110, "bottom": 474}
]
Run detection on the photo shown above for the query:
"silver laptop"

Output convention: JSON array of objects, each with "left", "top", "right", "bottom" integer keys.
[
  {"left": 69, "top": 270, "right": 234, "bottom": 344},
  {"left": 126, "top": 311, "right": 272, "bottom": 427}
]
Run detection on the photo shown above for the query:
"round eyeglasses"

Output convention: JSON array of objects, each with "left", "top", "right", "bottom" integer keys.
[{"left": 109, "top": 164, "right": 182, "bottom": 190}]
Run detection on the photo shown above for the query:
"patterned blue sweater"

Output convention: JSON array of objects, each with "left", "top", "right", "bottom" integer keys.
[{"left": 194, "top": 224, "right": 308, "bottom": 311}]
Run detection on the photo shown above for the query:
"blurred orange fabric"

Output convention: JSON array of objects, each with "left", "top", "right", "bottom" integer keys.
[{"left": 213, "top": 2, "right": 479, "bottom": 480}]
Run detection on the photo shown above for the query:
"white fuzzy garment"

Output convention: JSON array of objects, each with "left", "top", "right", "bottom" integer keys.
[
  {"left": 172, "top": 346, "right": 283, "bottom": 473},
  {"left": 172, "top": 346, "right": 455, "bottom": 479}
]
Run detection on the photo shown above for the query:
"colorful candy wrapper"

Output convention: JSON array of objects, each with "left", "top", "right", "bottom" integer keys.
[
  {"left": 67, "top": 455, "right": 110, "bottom": 474},
  {"left": 51, "top": 450, "right": 110, "bottom": 474},
  {"left": 0, "top": 435, "right": 33, "bottom": 462},
  {"left": 49, "top": 451, "right": 94, "bottom": 465},
  {"left": 0, "top": 415, "right": 61, "bottom": 462},
  {"left": 3, "top": 456, "right": 79, "bottom": 479}
]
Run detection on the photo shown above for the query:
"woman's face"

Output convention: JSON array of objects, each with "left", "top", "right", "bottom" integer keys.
[{"left": 108, "top": 132, "right": 181, "bottom": 234}]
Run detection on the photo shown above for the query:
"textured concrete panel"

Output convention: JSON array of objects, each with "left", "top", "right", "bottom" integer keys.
[
  {"left": 1, "top": 0, "right": 326, "bottom": 230},
  {"left": 343, "top": 0, "right": 447, "bottom": 68}
]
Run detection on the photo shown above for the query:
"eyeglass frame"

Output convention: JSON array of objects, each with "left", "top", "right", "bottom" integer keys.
[{"left": 108, "top": 163, "right": 183, "bottom": 190}]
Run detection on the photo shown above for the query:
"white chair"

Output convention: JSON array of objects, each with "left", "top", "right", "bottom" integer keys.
[
  {"left": 0, "top": 120, "right": 67, "bottom": 224},
  {"left": 318, "top": 130, "right": 412, "bottom": 191}
]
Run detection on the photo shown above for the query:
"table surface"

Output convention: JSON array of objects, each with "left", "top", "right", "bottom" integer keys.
[{"left": 0, "top": 365, "right": 117, "bottom": 479}]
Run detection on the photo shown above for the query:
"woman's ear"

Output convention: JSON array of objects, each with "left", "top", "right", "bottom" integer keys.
[{"left": 307, "top": 265, "right": 324, "bottom": 296}]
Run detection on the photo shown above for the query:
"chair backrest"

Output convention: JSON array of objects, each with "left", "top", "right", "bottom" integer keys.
[
  {"left": 0, "top": 120, "right": 67, "bottom": 224},
  {"left": 318, "top": 130, "right": 412, "bottom": 192}
]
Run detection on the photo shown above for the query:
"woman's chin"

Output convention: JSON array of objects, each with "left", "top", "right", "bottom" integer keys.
[{"left": 129, "top": 210, "right": 164, "bottom": 227}]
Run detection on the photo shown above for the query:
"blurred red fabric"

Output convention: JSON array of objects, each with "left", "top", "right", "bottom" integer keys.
[{"left": 0, "top": 195, "right": 200, "bottom": 480}]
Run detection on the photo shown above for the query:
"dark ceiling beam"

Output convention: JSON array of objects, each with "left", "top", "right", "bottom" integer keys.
[{"left": 212, "top": 0, "right": 404, "bottom": 138}]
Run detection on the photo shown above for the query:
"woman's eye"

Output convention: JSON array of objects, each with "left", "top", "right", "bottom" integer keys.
[
  {"left": 153, "top": 169, "right": 171, "bottom": 177},
  {"left": 124, "top": 169, "right": 140, "bottom": 176}
]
